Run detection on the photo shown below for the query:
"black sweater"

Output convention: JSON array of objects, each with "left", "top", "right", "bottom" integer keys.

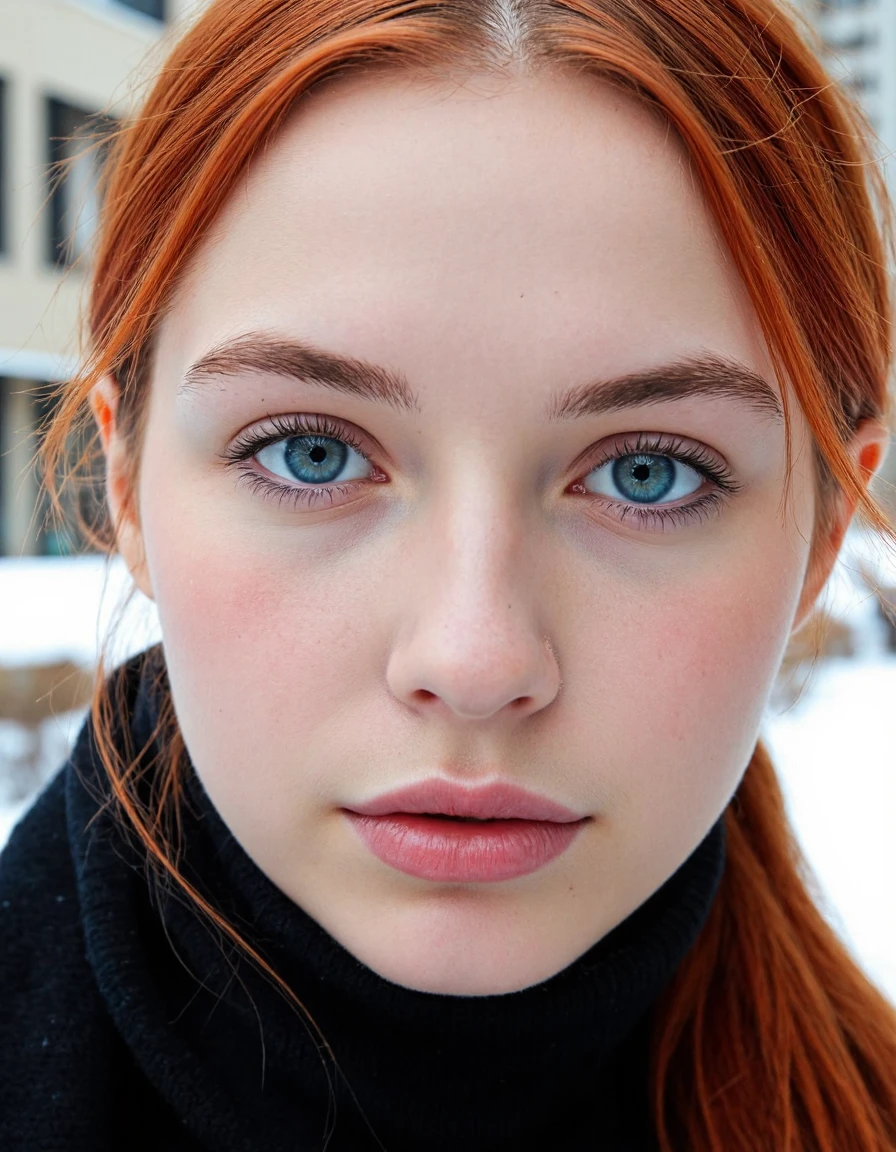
[{"left": 0, "top": 650, "right": 726, "bottom": 1151}]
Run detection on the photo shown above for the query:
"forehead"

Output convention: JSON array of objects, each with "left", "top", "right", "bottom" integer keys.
[{"left": 159, "top": 66, "right": 774, "bottom": 404}]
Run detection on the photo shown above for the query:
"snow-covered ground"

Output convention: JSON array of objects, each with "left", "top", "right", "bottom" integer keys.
[
  {"left": 765, "top": 656, "right": 896, "bottom": 1006},
  {"left": 0, "top": 553, "right": 161, "bottom": 842},
  {"left": 0, "top": 553, "right": 161, "bottom": 668},
  {"left": 1, "top": 538, "right": 894, "bottom": 1004}
]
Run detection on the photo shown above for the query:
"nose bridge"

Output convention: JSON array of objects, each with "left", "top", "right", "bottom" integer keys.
[
  {"left": 385, "top": 476, "right": 561, "bottom": 721},
  {"left": 429, "top": 463, "right": 534, "bottom": 626}
]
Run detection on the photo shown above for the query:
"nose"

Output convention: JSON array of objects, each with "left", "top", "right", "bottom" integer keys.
[{"left": 385, "top": 510, "right": 562, "bottom": 724}]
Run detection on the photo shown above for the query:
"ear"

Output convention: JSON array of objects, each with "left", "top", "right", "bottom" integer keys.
[
  {"left": 790, "top": 417, "right": 890, "bottom": 634},
  {"left": 89, "top": 376, "right": 155, "bottom": 602}
]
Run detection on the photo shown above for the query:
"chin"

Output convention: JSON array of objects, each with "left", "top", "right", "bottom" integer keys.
[
  {"left": 342, "top": 924, "right": 577, "bottom": 996},
  {"left": 376, "top": 956, "right": 563, "bottom": 996}
]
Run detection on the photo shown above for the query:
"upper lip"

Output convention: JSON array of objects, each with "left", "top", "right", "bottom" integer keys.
[{"left": 344, "top": 779, "right": 587, "bottom": 822}]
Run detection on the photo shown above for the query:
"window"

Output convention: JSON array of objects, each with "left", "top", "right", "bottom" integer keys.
[
  {"left": 0, "top": 79, "right": 7, "bottom": 257},
  {"left": 827, "top": 30, "right": 879, "bottom": 51},
  {"left": 846, "top": 72, "right": 880, "bottom": 94},
  {"left": 32, "top": 383, "right": 104, "bottom": 556},
  {"left": 0, "top": 378, "right": 7, "bottom": 555},
  {"left": 46, "top": 98, "right": 113, "bottom": 269},
  {"left": 113, "top": 0, "right": 166, "bottom": 19}
]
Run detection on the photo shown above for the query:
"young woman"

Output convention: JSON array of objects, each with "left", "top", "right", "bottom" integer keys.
[{"left": 2, "top": 0, "right": 896, "bottom": 1148}]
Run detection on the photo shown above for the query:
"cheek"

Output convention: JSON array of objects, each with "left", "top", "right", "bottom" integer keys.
[
  {"left": 136, "top": 464, "right": 364, "bottom": 801},
  {"left": 151, "top": 552, "right": 349, "bottom": 714},
  {"left": 590, "top": 529, "right": 809, "bottom": 831}
]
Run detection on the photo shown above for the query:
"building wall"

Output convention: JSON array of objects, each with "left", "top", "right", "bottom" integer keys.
[
  {"left": 0, "top": 0, "right": 199, "bottom": 360},
  {"left": 806, "top": 0, "right": 896, "bottom": 179},
  {"left": 0, "top": 0, "right": 201, "bottom": 554}
]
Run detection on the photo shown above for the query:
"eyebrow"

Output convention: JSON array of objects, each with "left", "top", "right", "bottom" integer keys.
[{"left": 180, "top": 332, "right": 783, "bottom": 424}]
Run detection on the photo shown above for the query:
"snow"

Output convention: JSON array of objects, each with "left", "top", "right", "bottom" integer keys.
[
  {"left": 765, "top": 658, "right": 896, "bottom": 1005},
  {"left": 0, "top": 554, "right": 161, "bottom": 667},
  {"left": 0, "top": 539, "right": 894, "bottom": 1006},
  {"left": 0, "top": 554, "right": 161, "bottom": 845}
]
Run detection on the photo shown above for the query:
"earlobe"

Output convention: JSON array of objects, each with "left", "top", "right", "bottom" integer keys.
[
  {"left": 116, "top": 511, "right": 155, "bottom": 604},
  {"left": 857, "top": 433, "right": 888, "bottom": 484},
  {"left": 89, "top": 377, "right": 155, "bottom": 603},
  {"left": 789, "top": 417, "right": 890, "bottom": 636},
  {"left": 847, "top": 417, "right": 891, "bottom": 510}
]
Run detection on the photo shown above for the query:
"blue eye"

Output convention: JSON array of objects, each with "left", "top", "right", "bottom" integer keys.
[
  {"left": 585, "top": 451, "right": 703, "bottom": 505},
  {"left": 225, "top": 417, "right": 738, "bottom": 528},
  {"left": 256, "top": 433, "right": 371, "bottom": 487}
]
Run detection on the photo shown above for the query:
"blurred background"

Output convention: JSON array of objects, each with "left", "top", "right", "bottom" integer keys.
[{"left": 0, "top": 0, "right": 894, "bottom": 1004}]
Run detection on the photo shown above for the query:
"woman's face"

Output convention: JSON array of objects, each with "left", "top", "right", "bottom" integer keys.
[{"left": 117, "top": 68, "right": 821, "bottom": 994}]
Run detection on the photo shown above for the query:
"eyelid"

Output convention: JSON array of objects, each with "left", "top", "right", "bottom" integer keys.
[
  {"left": 582, "top": 431, "right": 740, "bottom": 494},
  {"left": 221, "top": 411, "right": 375, "bottom": 464},
  {"left": 221, "top": 413, "right": 742, "bottom": 529},
  {"left": 226, "top": 417, "right": 734, "bottom": 481}
]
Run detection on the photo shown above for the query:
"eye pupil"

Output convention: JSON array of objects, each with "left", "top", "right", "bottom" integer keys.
[
  {"left": 283, "top": 435, "right": 349, "bottom": 484},
  {"left": 611, "top": 453, "right": 676, "bottom": 503}
]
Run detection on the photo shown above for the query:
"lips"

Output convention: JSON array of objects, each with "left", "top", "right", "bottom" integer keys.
[
  {"left": 344, "top": 778, "right": 586, "bottom": 823},
  {"left": 343, "top": 779, "right": 590, "bottom": 883}
]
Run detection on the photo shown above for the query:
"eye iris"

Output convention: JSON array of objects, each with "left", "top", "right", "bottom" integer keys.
[
  {"left": 612, "top": 453, "right": 675, "bottom": 503},
  {"left": 283, "top": 435, "right": 348, "bottom": 484}
]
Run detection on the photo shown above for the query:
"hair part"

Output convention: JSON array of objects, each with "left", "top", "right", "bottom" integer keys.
[{"left": 40, "top": 1, "right": 896, "bottom": 1148}]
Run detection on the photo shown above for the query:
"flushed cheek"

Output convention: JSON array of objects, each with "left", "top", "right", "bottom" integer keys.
[
  {"left": 593, "top": 536, "right": 807, "bottom": 835},
  {"left": 139, "top": 498, "right": 365, "bottom": 816}
]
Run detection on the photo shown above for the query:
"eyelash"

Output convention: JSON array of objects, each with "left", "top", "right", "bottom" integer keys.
[
  {"left": 578, "top": 431, "right": 742, "bottom": 531},
  {"left": 221, "top": 414, "right": 742, "bottom": 530}
]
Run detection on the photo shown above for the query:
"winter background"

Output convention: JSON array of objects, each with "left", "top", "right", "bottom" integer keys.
[{"left": 1, "top": 528, "right": 894, "bottom": 1007}]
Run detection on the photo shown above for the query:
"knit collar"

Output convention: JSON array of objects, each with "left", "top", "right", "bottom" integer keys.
[{"left": 68, "top": 649, "right": 726, "bottom": 1152}]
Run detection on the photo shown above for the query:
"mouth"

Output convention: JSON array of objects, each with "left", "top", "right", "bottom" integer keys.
[
  {"left": 345, "top": 778, "right": 587, "bottom": 824},
  {"left": 343, "top": 779, "right": 591, "bottom": 883},
  {"left": 424, "top": 813, "right": 499, "bottom": 822}
]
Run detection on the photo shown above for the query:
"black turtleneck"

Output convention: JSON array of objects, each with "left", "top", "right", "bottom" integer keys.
[{"left": 0, "top": 649, "right": 726, "bottom": 1151}]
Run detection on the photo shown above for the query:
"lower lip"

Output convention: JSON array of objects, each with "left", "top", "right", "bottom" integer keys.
[{"left": 344, "top": 812, "right": 587, "bottom": 883}]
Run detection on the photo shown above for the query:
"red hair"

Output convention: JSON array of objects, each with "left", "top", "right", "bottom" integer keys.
[{"left": 42, "top": 1, "right": 896, "bottom": 1147}]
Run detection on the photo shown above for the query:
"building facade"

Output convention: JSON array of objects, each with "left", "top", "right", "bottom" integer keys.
[
  {"left": 0, "top": 0, "right": 895, "bottom": 556},
  {"left": 803, "top": 0, "right": 896, "bottom": 183},
  {"left": 0, "top": 0, "right": 199, "bottom": 556}
]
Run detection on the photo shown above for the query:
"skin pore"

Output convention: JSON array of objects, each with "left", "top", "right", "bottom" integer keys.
[{"left": 93, "top": 67, "right": 886, "bottom": 996}]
